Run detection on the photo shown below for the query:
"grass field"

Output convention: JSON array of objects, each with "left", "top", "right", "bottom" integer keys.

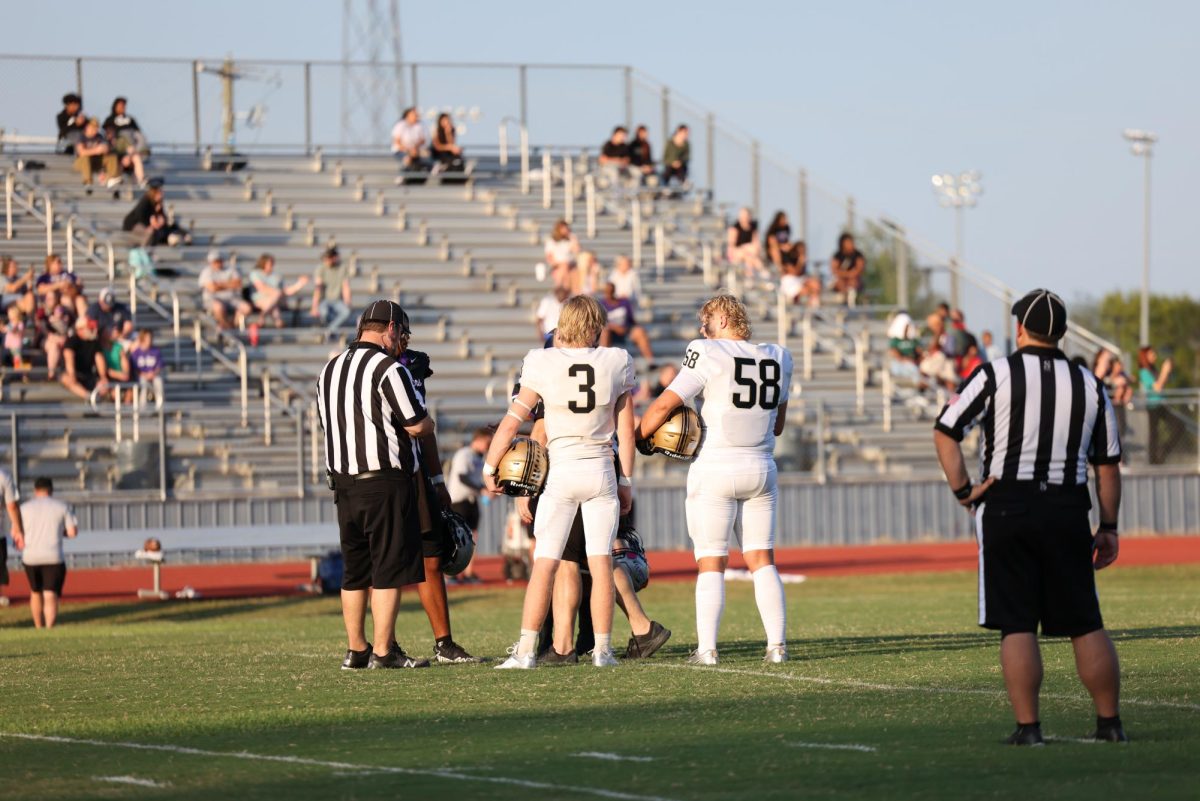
[{"left": 1, "top": 564, "right": 1197, "bottom": 801}]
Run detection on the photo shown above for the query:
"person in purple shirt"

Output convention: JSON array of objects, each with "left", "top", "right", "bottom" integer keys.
[
  {"left": 129, "top": 328, "right": 165, "bottom": 409},
  {"left": 599, "top": 282, "right": 654, "bottom": 360}
]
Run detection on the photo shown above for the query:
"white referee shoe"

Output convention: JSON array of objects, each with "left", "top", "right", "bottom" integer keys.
[
  {"left": 764, "top": 645, "right": 789, "bottom": 663},
  {"left": 494, "top": 644, "right": 536, "bottom": 670},
  {"left": 687, "top": 649, "right": 719, "bottom": 666},
  {"left": 591, "top": 648, "right": 619, "bottom": 667}
]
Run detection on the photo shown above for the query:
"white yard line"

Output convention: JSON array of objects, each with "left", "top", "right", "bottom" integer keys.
[
  {"left": 1, "top": 733, "right": 677, "bottom": 801},
  {"left": 1044, "top": 736, "right": 1102, "bottom": 745},
  {"left": 93, "top": 776, "right": 170, "bottom": 788},
  {"left": 657, "top": 664, "right": 1200, "bottom": 713},
  {"left": 786, "top": 742, "right": 877, "bottom": 753},
  {"left": 574, "top": 752, "right": 657, "bottom": 762}
]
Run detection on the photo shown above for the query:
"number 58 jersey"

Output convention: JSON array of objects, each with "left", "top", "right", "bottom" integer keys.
[
  {"left": 518, "top": 346, "right": 637, "bottom": 462},
  {"left": 668, "top": 339, "right": 794, "bottom": 461}
]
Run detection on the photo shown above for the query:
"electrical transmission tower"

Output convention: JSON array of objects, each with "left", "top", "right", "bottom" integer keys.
[{"left": 341, "top": 0, "right": 405, "bottom": 147}]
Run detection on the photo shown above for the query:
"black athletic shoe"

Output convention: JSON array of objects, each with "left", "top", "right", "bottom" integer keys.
[
  {"left": 538, "top": 649, "right": 579, "bottom": 666},
  {"left": 341, "top": 643, "right": 372, "bottom": 670},
  {"left": 624, "top": 621, "right": 672, "bottom": 659},
  {"left": 1005, "top": 723, "right": 1045, "bottom": 746},
  {"left": 367, "top": 645, "right": 430, "bottom": 669},
  {"left": 1092, "top": 723, "right": 1129, "bottom": 743},
  {"left": 434, "top": 639, "right": 482, "bottom": 664}
]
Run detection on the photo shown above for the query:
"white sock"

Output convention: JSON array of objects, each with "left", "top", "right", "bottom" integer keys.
[
  {"left": 594, "top": 633, "right": 612, "bottom": 653},
  {"left": 752, "top": 564, "right": 787, "bottom": 647},
  {"left": 695, "top": 571, "right": 726, "bottom": 653},
  {"left": 516, "top": 628, "right": 538, "bottom": 657}
]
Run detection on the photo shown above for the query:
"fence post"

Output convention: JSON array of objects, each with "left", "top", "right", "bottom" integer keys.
[
  {"left": 882, "top": 368, "right": 893, "bottom": 433},
  {"left": 660, "top": 86, "right": 670, "bottom": 147},
  {"left": 303, "top": 62, "right": 313, "bottom": 156},
  {"left": 239, "top": 346, "right": 249, "bottom": 428},
  {"left": 309, "top": 401, "right": 320, "bottom": 486},
  {"left": 751, "top": 139, "right": 761, "bottom": 218},
  {"left": 519, "top": 125, "right": 530, "bottom": 195},
  {"left": 263, "top": 370, "right": 273, "bottom": 446},
  {"left": 157, "top": 406, "right": 167, "bottom": 501},
  {"left": 44, "top": 195, "right": 53, "bottom": 255},
  {"left": 654, "top": 223, "right": 665, "bottom": 283},
  {"left": 563, "top": 155, "right": 574, "bottom": 223},
  {"left": 702, "top": 241, "right": 714, "bottom": 287},
  {"left": 295, "top": 402, "right": 305, "bottom": 499},
  {"left": 10, "top": 413, "right": 19, "bottom": 491},
  {"left": 846, "top": 195, "right": 856, "bottom": 234},
  {"left": 631, "top": 199, "right": 643, "bottom": 269},
  {"left": 171, "top": 292, "right": 181, "bottom": 368},
  {"left": 5, "top": 171, "right": 14, "bottom": 240},
  {"left": 894, "top": 225, "right": 909, "bottom": 309},
  {"left": 114, "top": 391, "right": 123, "bottom": 445},
  {"left": 776, "top": 290, "right": 788, "bottom": 348},
  {"left": 802, "top": 312, "right": 814, "bottom": 380},
  {"left": 541, "top": 150, "right": 552, "bottom": 210},
  {"left": 128, "top": 270, "right": 137, "bottom": 329},
  {"left": 855, "top": 330, "right": 867, "bottom": 414},
  {"left": 192, "top": 61, "right": 202, "bottom": 156},
  {"left": 518, "top": 64, "right": 528, "bottom": 128},
  {"left": 410, "top": 63, "right": 419, "bottom": 108},
  {"left": 815, "top": 402, "right": 827, "bottom": 484},
  {"left": 193, "top": 319, "right": 203, "bottom": 387},
  {"left": 705, "top": 113, "right": 715, "bottom": 197},
  {"left": 798, "top": 169, "right": 808, "bottom": 243},
  {"left": 584, "top": 174, "right": 596, "bottom": 239},
  {"left": 75, "top": 58, "right": 84, "bottom": 100},
  {"left": 65, "top": 216, "right": 74, "bottom": 273},
  {"left": 623, "top": 66, "right": 633, "bottom": 131}
]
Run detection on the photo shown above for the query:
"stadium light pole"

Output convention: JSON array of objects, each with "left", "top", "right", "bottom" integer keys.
[
  {"left": 931, "top": 171, "right": 982, "bottom": 311},
  {"left": 1123, "top": 129, "right": 1156, "bottom": 346}
]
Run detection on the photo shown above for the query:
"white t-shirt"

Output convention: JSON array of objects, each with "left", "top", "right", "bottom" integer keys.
[
  {"left": 199, "top": 264, "right": 241, "bottom": 303},
  {"left": 608, "top": 269, "right": 641, "bottom": 303},
  {"left": 544, "top": 236, "right": 577, "bottom": 266},
  {"left": 391, "top": 120, "right": 426, "bottom": 152},
  {"left": 536, "top": 294, "right": 564, "bottom": 333},
  {"left": 518, "top": 346, "right": 636, "bottom": 462},
  {"left": 448, "top": 445, "right": 483, "bottom": 504},
  {"left": 18, "top": 496, "right": 77, "bottom": 566},
  {"left": 667, "top": 338, "right": 794, "bottom": 462}
]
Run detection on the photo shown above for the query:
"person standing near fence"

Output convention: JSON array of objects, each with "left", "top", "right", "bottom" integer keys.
[
  {"left": 17, "top": 478, "right": 77, "bottom": 629},
  {"left": 316, "top": 300, "right": 433, "bottom": 669},
  {"left": 933, "top": 288, "right": 1127, "bottom": 745}
]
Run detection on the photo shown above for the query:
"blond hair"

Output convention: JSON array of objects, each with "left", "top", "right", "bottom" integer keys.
[
  {"left": 555, "top": 295, "right": 607, "bottom": 347},
  {"left": 700, "top": 294, "right": 752, "bottom": 339}
]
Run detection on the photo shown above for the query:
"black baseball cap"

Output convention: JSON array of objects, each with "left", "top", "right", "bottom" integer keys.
[
  {"left": 357, "top": 300, "right": 409, "bottom": 332},
  {"left": 1011, "top": 288, "right": 1067, "bottom": 340}
]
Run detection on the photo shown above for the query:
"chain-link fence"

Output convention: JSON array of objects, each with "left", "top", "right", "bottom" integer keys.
[{"left": 1119, "top": 394, "right": 1200, "bottom": 468}]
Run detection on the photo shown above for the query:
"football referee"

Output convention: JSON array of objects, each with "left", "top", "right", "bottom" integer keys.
[
  {"left": 316, "top": 299, "right": 431, "bottom": 669},
  {"left": 933, "top": 288, "right": 1126, "bottom": 745}
]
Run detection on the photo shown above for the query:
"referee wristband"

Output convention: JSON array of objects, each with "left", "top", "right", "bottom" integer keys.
[
  {"left": 618, "top": 476, "right": 633, "bottom": 487},
  {"left": 953, "top": 481, "right": 973, "bottom": 501},
  {"left": 430, "top": 474, "right": 445, "bottom": 486},
  {"left": 482, "top": 463, "right": 497, "bottom": 477}
]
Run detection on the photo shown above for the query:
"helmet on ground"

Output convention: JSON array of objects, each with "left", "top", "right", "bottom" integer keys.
[
  {"left": 645, "top": 406, "right": 703, "bottom": 461},
  {"left": 612, "top": 523, "right": 649, "bottom": 591},
  {"left": 496, "top": 437, "right": 549, "bottom": 496},
  {"left": 439, "top": 508, "right": 475, "bottom": 576}
]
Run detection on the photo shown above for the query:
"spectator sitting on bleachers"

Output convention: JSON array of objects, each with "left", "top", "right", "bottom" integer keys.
[
  {"left": 829, "top": 232, "right": 866, "bottom": 300},
  {"left": 129, "top": 328, "right": 165, "bottom": 409},
  {"left": 629, "top": 125, "right": 656, "bottom": 182},
  {"left": 60, "top": 317, "right": 107, "bottom": 402},
  {"left": 980, "top": 329, "right": 1004, "bottom": 362},
  {"left": 958, "top": 335, "right": 983, "bottom": 379},
  {"left": 431, "top": 113, "right": 464, "bottom": 174},
  {"left": 391, "top": 106, "right": 427, "bottom": 180},
  {"left": 73, "top": 118, "right": 120, "bottom": 192},
  {"left": 543, "top": 219, "right": 580, "bottom": 291},
  {"left": 608, "top": 255, "right": 642, "bottom": 307},
  {"left": 35, "top": 255, "right": 86, "bottom": 318},
  {"left": 122, "top": 179, "right": 189, "bottom": 247},
  {"left": 199, "top": 250, "right": 251, "bottom": 331},
  {"left": 918, "top": 312, "right": 961, "bottom": 390},
  {"left": 35, "top": 289, "right": 73, "bottom": 381},
  {"left": 766, "top": 212, "right": 820, "bottom": 307},
  {"left": 102, "top": 97, "right": 147, "bottom": 188},
  {"left": 55, "top": 93, "right": 86, "bottom": 154},
  {"left": 3, "top": 305, "right": 27, "bottom": 368},
  {"left": 886, "top": 312, "right": 925, "bottom": 389},
  {"left": 726, "top": 207, "right": 770, "bottom": 285},
  {"left": 310, "top": 246, "right": 352, "bottom": 341},
  {"left": 661, "top": 124, "right": 690, "bottom": 188},
  {"left": 573, "top": 250, "right": 601, "bottom": 296},
  {"left": 249, "top": 253, "right": 308, "bottom": 330},
  {"left": 1108, "top": 356, "right": 1134, "bottom": 407},
  {"left": 536, "top": 285, "right": 570, "bottom": 340},
  {"left": 598, "top": 125, "right": 633, "bottom": 186},
  {"left": 100, "top": 324, "right": 131, "bottom": 389},
  {"left": 948, "top": 308, "right": 972, "bottom": 354},
  {"left": 86, "top": 287, "right": 133, "bottom": 341},
  {"left": 599, "top": 281, "right": 654, "bottom": 360},
  {"left": 1, "top": 256, "right": 36, "bottom": 316}
]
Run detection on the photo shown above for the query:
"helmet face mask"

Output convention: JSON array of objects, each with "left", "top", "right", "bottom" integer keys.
[
  {"left": 496, "top": 437, "right": 549, "bottom": 496},
  {"left": 439, "top": 508, "right": 475, "bottom": 576},
  {"left": 612, "top": 524, "right": 649, "bottom": 591},
  {"left": 648, "top": 405, "right": 703, "bottom": 461}
]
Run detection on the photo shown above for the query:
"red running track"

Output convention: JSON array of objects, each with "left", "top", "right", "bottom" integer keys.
[{"left": 3, "top": 537, "right": 1199, "bottom": 605}]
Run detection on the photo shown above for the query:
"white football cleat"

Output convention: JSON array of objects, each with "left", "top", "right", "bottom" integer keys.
[
  {"left": 591, "top": 648, "right": 619, "bottom": 667},
  {"left": 764, "top": 645, "right": 789, "bottom": 663},
  {"left": 494, "top": 644, "right": 536, "bottom": 670},
  {"left": 687, "top": 649, "right": 719, "bottom": 666}
]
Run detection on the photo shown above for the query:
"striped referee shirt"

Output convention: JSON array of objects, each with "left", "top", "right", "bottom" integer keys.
[
  {"left": 316, "top": 342, "right": 427, "bottom": 475},
  {"left": 935, "top": 345, "right": 1121, "bottom": 485}
]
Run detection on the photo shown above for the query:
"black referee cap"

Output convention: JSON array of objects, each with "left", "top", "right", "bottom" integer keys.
[
  {"left": 1011, "top": 288, "right": 1067, "bottom": 340},
  {"left": 357, "top": 299, "right": 409, "bottom": 331}
]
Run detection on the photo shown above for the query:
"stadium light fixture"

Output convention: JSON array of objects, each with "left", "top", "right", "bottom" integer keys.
[
  {"left": 930, "top": 171, "right": 982, "bottom": 310},
  {"left": 1123, "top": 129, "right": 1156, "bottom": 346}
]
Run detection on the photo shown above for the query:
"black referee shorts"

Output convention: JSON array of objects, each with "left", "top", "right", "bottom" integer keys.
[
  {"left": 335, "top": 472, "right": 424, "bottom": 590},
  {"left": 975, "top": 490, "right": 1103, "bottom": 638}
]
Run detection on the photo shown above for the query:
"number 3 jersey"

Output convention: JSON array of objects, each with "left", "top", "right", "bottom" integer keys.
[
  {"left": 668, "top": 339, "right": 794, "bottom": 462},
  {"left": 518, "top": 346, "right": 637, "bottom": 462}
]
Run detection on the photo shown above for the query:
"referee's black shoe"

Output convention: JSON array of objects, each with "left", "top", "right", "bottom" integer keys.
[
  {"left": 1005, "top": 723, "right": 1044, "bottom": 746},
  {"left": 368, "top": 643, "right": 430, "bottom": 669},
  {"left": 341, "top": 643, "right": 372, "bottom": 670},
  {"left": 624, "top": 621, "right": 672, "bottom": 659},
  {"left": 433, "top": 638, "right": 482, "bottom": 664},
  {"left": 1091, "top": 717, "right": 1129, "bottom": 743}
]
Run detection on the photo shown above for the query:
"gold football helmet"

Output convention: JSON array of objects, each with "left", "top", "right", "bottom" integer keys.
[
  {"left": 646, "top": 405, "right": 703, "bottom": 461},
  {"left": 496, "top": 437, "right": 550, "bottom": 496}
]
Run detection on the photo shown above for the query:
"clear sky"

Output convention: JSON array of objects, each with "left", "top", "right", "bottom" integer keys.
[{"left": 2, "top": 0, "right": 1195, "bottom": 317}]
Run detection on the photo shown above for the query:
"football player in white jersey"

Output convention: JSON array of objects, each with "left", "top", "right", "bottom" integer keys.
[
  {"left": 639, "top": 294, "right": 794, "bottom": 664},
  {"left": 485, "top": 295, "right": 638, "bottom": 668}
]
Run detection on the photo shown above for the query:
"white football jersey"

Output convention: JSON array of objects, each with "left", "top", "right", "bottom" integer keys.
[
  {"left": 668, "top": 338, "right": 794, "bottom": 459},
  {"left": 518, "top": 346, "right": 637, "bottom": 461}
]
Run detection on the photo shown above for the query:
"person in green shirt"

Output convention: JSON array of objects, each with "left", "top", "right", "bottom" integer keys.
[
  {"left": 1137, "top": 345, "right": 1173, "bottom": 464},
  {"left": 661, "top": 124, "right": 690, "bottom": 187}
]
